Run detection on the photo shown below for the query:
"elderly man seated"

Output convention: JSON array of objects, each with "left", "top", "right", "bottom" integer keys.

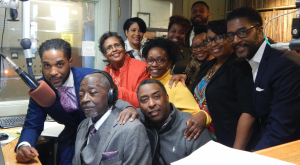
[
  {"left": 137, "top": 79, "right": 212, "bottom": 165},
  {"left": 72, "top": 71, "right": 152, "bottom": 165}
]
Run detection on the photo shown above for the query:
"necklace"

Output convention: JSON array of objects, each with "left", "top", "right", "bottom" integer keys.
[{"left": 205, "top": 62, "right": 220, "bottom": 80}]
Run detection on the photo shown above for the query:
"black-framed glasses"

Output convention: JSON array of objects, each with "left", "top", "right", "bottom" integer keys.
[
  {"left": 226, "top": 25, "right": 259, "bottom": 42},
  {"left": 105, "top": 43, "right": 123, "bottom": 53},
  {"left": 146, "top": 58, "right": 167, "bottom": 65},
  {"left": 204, "top": 35, "right": 226, "bottom": 46},
  {"left": 191, "top": 43, "right": 207, "bottom": 50}
]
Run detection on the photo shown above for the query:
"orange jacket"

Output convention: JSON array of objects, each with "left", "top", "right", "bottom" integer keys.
[{"left": 104, "top": 56, "right": 150, "bottom": 108}]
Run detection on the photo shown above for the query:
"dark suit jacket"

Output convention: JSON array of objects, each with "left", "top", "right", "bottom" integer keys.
[
  {"left": 73, "top": 107, "right": 152, "bottom": 165},
  {"left": 192, "top": 53, "right": 260, "bottom": 150},
  {"left": 16, "top": 67, "right": 131, "bottom": 165},
  {"left": 254, "top": 44, "right": 300, "bottom": 150}
]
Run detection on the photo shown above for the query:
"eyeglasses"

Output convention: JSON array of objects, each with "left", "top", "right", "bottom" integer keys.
[
  {"left": 191, "top": 43, "right": 207, "bottom": 50},
  {"left": 226, "top": 25, "right": 259, "bottom": 42},
  {"left": 204, "top": 35, "right": 226, "bottom": 46},
  {"left": 146, "top": 58, "right": 167, "bottom": 65},
  {"left": 105, "top": 43, "right": 123, "bottom": 53}
]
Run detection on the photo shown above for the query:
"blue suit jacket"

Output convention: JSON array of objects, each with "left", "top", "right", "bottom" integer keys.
[
  {"left": 16, "top": 67, "right": 97, "bottom": 164},
  {"left": 254, "top": 44, "right": 300, "bottom": 150}
]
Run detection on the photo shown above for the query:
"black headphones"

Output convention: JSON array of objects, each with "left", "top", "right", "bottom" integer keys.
[{"left": 92, "top": 70, "right": 118, "bottom": 106}]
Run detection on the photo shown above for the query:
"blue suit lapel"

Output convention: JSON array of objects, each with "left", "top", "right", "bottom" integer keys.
[
  {"left": 254, "top": 44, "right": 271, "bottom": 87},
  {"left": 71, "top": 67, "right": 86, "bottom": 120}
]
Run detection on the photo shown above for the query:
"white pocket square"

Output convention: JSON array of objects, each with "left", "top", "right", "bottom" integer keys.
[{"left": 256, "top": 87, "right": 264, "bottom": 92}]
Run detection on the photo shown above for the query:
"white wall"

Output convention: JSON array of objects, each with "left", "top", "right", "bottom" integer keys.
[
  {"left": 132, "top": 0, "right": 173, "bottom": 29},
  {"left": 183, "top": 0, "right": 226, "bottom": 21}
]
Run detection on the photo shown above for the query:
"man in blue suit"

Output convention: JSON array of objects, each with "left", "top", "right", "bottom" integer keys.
[
  {"left": 226, "top": 7, "right": 300, "bottom": 150},
  {"left": 15, "top": 39, "right": 135, "bottom": 164}
]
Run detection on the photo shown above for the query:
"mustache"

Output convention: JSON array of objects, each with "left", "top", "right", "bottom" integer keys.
[
  {"left": 81, "top": 104, "right": 95, "bottom": 109},
  {"left": 233, "top": 43, "right": 248, "bottom": 48}
]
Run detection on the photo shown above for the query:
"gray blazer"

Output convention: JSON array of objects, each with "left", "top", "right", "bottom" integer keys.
[{"left": 72, "top": 106, "right": 152, "bottom": 165}]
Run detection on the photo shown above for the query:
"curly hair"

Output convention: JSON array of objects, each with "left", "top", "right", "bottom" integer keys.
[
  {"left": 142, "top": 37, "right": 178, "bottom": 65},
  {"left": 226, "top": 7, "right": 263, "bottom": 26},
  {"left": 38, "top": 38, "right": 71, "bottom": 60},
  {"left": 123, "top": 17, "right": 147, "bottom": 35},
  {"left": 98, "top": 32, "right": 125, "bottom": 54},
  {"left": 168, "top": 15, "right": 191, "bottom": 33},
  {"left": 207, "top": 19, "right": 227, "bottom": 35}
]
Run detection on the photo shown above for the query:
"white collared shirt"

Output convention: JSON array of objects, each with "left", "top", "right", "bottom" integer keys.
[
  {"left": 248, "top": 40, "right": 267, "bottom": 81},
  {"left": 189, "top": 27, "right": 195, "bottom": 47},
  {"left": 124, "top": 39, "right": 145, "bottom": 61},
  {"left": 87, "top": 107, "right": 112, "bottom": 144}
]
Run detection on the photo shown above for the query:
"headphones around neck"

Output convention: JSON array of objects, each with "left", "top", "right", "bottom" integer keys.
[{"left": 92, "top": 70, "right": 118, "bottom": 106}]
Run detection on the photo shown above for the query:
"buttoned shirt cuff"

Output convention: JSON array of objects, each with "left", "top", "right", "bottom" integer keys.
[
  {"left": 199, "top": 110, "right": 212, "bottom": 127},
  {"left": 17, "top": 142, "right": 31, "bottom": 152}
]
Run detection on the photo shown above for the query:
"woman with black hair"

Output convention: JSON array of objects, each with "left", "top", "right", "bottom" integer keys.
[
  {"left": 142, "top": 37, "right": 212, "bottom": 140},
  {"left": 167, "top": 15, "right": 192, "bottom": 74},
  {"left": 192, "top": 19, "right": 259, "bottom": 150},
  {"left": 123, "top": 17, "right": 147, "bottom": 61}
]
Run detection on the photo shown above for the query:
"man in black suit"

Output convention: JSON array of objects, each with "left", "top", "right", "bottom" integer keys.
[
  {"left": 185, "top": 1, "right": 211, "bottom": 47},
  {"left": 226, "top": 7, "right": 300, "bottom": 150}
]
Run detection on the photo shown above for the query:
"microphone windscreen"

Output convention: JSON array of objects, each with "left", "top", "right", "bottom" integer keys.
[{"left": 28, "top": 80, "right": 56, "bottom": 107}]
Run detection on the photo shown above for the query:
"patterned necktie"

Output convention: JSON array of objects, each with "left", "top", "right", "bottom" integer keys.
[
  {"left": 57, "top": 86, "right": 78, "bottom": 112},
  {"left": 89, "top": 124, "right": 97, "bottom": 141}
]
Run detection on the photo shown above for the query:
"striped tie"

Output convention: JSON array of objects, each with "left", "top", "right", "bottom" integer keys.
[{"left": 89, "top": 125, "right": 97, "bottom": 141}]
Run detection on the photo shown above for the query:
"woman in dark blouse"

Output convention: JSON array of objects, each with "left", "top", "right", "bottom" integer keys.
[{"left": 192, "top": 19, "right": 260, "bottom": 151}]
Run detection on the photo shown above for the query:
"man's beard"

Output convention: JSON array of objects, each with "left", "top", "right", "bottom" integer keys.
[
  {"left": 233, "top": 33, "right": 262, "bottom": 60},
  {"left": 191, "top": 17, "right": 209, "bottom": 26},
  {"left": 42, "top": 68, "right": 70, "bottom": 88}
]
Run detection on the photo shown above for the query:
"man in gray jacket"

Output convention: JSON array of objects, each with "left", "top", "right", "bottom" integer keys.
[
  {"left": 72, "top": 71, "right": 152, "bottom": 165},
  {"left": 137, "top": 79, "right": 212, "bottom": 165}
]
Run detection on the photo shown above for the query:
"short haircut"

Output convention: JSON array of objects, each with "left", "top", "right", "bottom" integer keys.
[
  {"left": 226, "top": 7, "right": 263, "bottom": 26},
  {"left": 207, "top": 19, "right": 227, "bottom": 35},
  {"left": 191, "top": 1, "right": 209, "bottom": 11},
  {"left": 98, "top": 32, "right": 125, "bottom": 54},
  {"left": 142, "top": 37, "right": 178, "bottom": 65},
  {"left": 137, "top": 79, "right": 167, "bottom": 97},
  {"left": 168, "top": 15, "right": 192, "bottom": 33},
  {"left": 123, "top": 17, "right": 147, "bottom": 34},
  {"left": 87, "top": 72, "right": 111, "bottom": 91},
  {"left": 38, "top": 38, "right": 71, "bottom": 60}
]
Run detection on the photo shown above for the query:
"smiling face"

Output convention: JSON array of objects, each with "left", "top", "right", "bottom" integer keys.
[
  {"left": 167, "top": 23, "right": 186, "bottom": 46},
  {"left": 207, "top": 29, "right": 232, "bottom": 59},
  {"left": 227, "top": 18, "right": 264, "bottom": 60},
  {"left": 190, "top": 3, "right": 211, "bottom": 26},
  {"left": 192, "top": 33, "right": 210, "bottom": 61},
  {"left": 146, "top": 47, "right": 172, "bottom": 78},
  {"left": 138, "top": 83, "right": 171, "bottom": 129},
  {"left": 125, "top": 22, "right": 144, "bottom": 48},
  {"left": 103, "top": 36, "right": 126, "bottom": 65},
  {"left": 79, "top": 74, "right": 110, "bottom": 122},
  {"left": 42, "top": 50, "right": 72, "bottom": 88}
]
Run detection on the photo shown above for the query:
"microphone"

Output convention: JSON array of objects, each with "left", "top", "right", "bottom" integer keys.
[{"left": 0, "top": 53, "right": 56, "bottom": 107}]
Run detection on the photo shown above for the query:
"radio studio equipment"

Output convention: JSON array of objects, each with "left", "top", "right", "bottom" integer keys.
[
  {"left": 266, "top": 0, "right": 300, "bottom": 50},
  {"left": 0, "top": 0, "right": 56, "bottom": 107}
]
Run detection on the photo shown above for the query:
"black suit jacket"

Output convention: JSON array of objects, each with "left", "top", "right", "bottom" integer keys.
[
  {"left": 254, "top": 44, "right": 300, "bottom": 150},
  {"left": 192, "top": 53, "right": 260, "bottom": 150}
]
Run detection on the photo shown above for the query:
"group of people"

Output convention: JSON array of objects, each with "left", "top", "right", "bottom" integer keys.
[{"left": 14, "top": 1, "right": 300, "bottom": 165}]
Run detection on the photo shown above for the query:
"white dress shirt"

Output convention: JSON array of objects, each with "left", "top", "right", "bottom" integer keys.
[
  {"left": 189, "top": 27, "right": 195, "bottom": 47},
  {"left": 124, "top": 39, "right": 145, "bottom": 61},
  {"left": 87, "top": 107, "right": 112, "bottom": 144},
  {"left": 248, "top": 40, "right": 267, "bottom": 81}
]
